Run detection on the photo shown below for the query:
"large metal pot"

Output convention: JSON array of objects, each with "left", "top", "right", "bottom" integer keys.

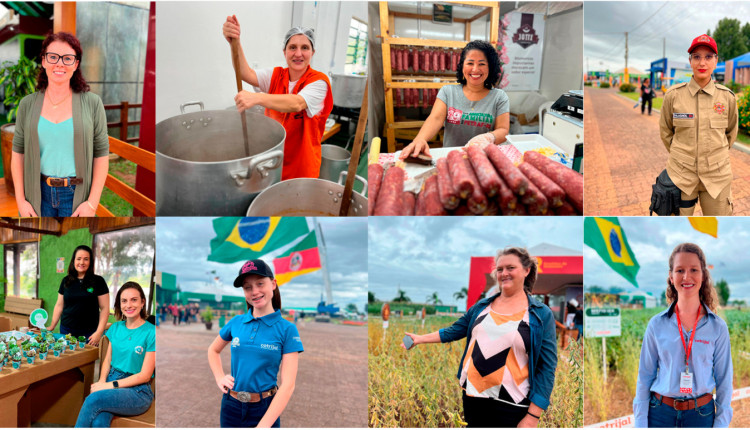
[
  {"left": 319, "top": 144, "right": 351, "bottom": 182},
  {"left": 329, "top": 73, "right": 367, "bottom": 108},
  {"left": 156, "top": 101, "right": 285, "bottom": 216},
  {"left": 247, "top": 172, "right": 368, "bottom": 216}
]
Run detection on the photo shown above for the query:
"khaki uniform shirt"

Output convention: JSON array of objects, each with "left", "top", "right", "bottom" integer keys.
[{"left": 659, "top": 78, "right": 738, "bottom": 198}]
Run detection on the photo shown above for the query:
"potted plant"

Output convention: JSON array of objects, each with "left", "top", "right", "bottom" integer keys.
[
  {"left": 11, "top": 350, "right": 22, "bottom": 369},
  {"left": 53, "top": 341, "right": 63, "bottom": 357},
  {"left": 0, "top": 56, "right": 38, "bottom": 195},
  {"left": 77, "top": 336, "right": 86, "bottom": 349},
  {"left": 38, "top": 343, "right": 48, "bottom": 361},
  {"left": 201, "top": 306, "right": 214, "bottom": 330},
  {"left": 0, "top": 351, "right": 5, "bottom": 369}
]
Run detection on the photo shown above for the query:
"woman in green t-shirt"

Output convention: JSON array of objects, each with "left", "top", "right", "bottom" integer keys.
[{"left": 75, "top": 282, "right": 155, "bottom": 428}]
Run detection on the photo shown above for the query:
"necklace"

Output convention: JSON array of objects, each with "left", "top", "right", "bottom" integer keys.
[{"left": 47, "top": 90, "right": 71, "bottom": 109}]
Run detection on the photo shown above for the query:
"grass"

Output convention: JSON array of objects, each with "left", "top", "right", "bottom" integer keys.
[
  {"left": 736, "top": 131, "right": 750, "bottom": 146},
  {"left": 99, "top": 157, "right": 136, "bottom": 216},
  {"left": 619, "top": 91, "right": 664, "bottom": 110}
]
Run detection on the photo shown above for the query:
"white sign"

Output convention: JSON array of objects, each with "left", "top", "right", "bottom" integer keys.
[
  {"left": 29, "top": 308, "right": 49, "bottom": 329},
  {"left": 57, "top": 258, "right": 65, "bottom": 273},
  {"left": 584, "top": 307, "right": 621, "bottom": 338},
  {"left": 501, "top": 12, "right": 545, "bottom": 91}
]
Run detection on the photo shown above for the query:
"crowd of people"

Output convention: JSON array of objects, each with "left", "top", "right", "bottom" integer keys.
[{"left": 158, "top": 302, "right": 201, "bottom": 325}]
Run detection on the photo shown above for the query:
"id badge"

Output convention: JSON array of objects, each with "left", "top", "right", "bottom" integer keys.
[{"left": 680, "top": 371, "right": 693, "bottom": 394}]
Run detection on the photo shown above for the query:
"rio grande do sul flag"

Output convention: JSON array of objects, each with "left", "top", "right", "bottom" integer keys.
[
  {"left": 208, "top": 217, "right": 309, "bottom": 263},
  {"left": 273, "top": 231, "right": 320, "bottom": 286},
  {"left": 584, "top": 217, "right": 640, "bottom": 288}
]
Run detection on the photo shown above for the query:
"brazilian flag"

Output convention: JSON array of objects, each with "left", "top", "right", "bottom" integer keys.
[
  {"left": 584, "top": 217, "right": 640, "bottom": 287},
  {"left": 208, "top": 217, "right": 309, "bottom": 263}
]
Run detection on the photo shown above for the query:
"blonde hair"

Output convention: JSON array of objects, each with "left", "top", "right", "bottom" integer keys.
[{"left": 666, "top": 243, "right": 718, "bottom": 312}]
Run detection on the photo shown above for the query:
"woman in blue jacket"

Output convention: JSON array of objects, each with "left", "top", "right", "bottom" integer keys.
[{"left": 403, "top": 247, "right": 557, "bottom": 428}]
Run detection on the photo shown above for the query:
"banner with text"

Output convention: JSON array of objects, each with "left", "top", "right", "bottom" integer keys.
[{"left": 503, "top": 12, "right": 545, "bottom": 91}]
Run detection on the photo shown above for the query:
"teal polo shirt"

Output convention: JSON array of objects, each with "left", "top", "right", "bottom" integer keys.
[
  {"left": 106, "top": 320, "right": 155, "bottom": 376},
  {"left": 219, "top": 310, "right": 303, "bottom": 393}
]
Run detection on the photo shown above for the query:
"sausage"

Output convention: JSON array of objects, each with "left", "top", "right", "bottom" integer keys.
[
  {"left": 432, "top": 50, "right": 439, "bottom": 72},
  {"left": 452, "top": 204, "right": 472, "bottom": 216},
  {"left": 436, "top": 157, "right": 460, "bottom": 210},
  {"left": 367, "top": 164, "right": 384, "bottom": 216},
  {"left": 519, "top": 174, "right": 549, "bottom": 214},
  {"left": 446, "top": 150, "right": 474, "bottom": 199},
  {"left": 439, "top": 49, "right": 446, "bottom": 71},
  {"left": 412, "top": 49, "right": 419, "bottom": 72},
  {"left": 485, "top": 144, "right": 528, "bottom": 195},
  {"left": 554, "top": 200, "right": 577, "bottom": 216},
  {"left": 483, "top": 200, "right": 500, "bottom": 216},
  {"left": 452, "top": 50, "right": 458, "bottom": 71},
  {"left": 523, "top": 151, "right": 583, "bottom": 213},
  {"left": 459, "top": 156, "right": 487, "bottom": 214},
  {"left": 402, "top": 191, "right": 416, "bottom": 216},
  {"left": 495, "top": 175, "right": 517, "bottom": 211},
  {"left": 503, "top": 204, "right": 527, "bottom": 216},
  {"left": 518, "top": 162, "right": 566, "bottom": 208},
  {"left": 390, "top": 48, "right": 396, "bottom": 71},
  {"left": 423, "top": 49, "right": 430, "bottom": 72},
  {"left": 416, "top": 174, "right": 447, "bottom": 216},
  {"left": 465, "top": 145, "right": 502, "bottom": 198},
  {"left": 373, "top": 166, "right": 405, "bottom": 215}
]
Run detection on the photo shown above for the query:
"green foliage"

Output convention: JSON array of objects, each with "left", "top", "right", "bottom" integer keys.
[
  {"left": 452, "top": 287, "right": 468, "bottom": 301},
  {"left": 599, "top": 82, "right": 611, "bottom": 88},
  {"left": 714, "top": 279, "right": 730, "bottom": 306},
  {"left": 201, "top": 306, "right": 214, "bottom": 323},
  {"left": 725, "top": 80, "right": 744, "bottom": 94},
  {"left": 345, "top": 303, "right": 359, "bottom": 314},
  {"left": 0, "top": 57, "right": 39, "bottom": 122},
  {"left": 584, "top": 81, "right": 593, "bottom": 86},
  {"left": 712, "top": 18, "right": 748, "bottom": 61},
  {"left": 619, "top": 83, "right": 636, "bottom": 93},
  {"left": 739, "top": 90, "right": 750, "bottom": 134},
  {"left": 367, "top": 302, "right": 436, "bottom": 316},
  {"left": 426, "top": 292, "right": 442, "bottom": 305},
  {"left": 392, "top": 288, "right": 411, "bottom": 303},
  {"left": 368, "top": 291, "right": 376, "bottom": 304}
]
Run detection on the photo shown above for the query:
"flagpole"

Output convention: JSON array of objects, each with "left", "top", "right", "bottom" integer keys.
[{"left": 314, "top": 220, "right": 334, "bottom": 305}]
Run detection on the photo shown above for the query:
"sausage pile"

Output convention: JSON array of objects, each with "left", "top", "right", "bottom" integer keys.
[{"left": 369, "top": 147, "right": 583, "bottom": 216}]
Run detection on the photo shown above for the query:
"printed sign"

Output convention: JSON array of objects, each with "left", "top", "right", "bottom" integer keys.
[
  {"left": 584, "top": 307, "right": 621, "bottom": 338},
  {"left": 29, "top": 308, "right": 49, "bottom": 329},
  {"left": 502, "top": 12, "right": 545, "bottom": 91},
  {"left": 432, "top": 4, "right": 452, "bottom": 24}
]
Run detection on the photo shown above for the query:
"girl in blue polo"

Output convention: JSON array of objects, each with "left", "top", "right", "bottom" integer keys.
[{"left": 208, "top": 259, "right": 304, "bottom": 428}]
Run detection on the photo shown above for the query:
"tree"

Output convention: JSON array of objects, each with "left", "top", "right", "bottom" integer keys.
[
  {"left": 453, "top": 286, "right": 468, "bottom": 301},
  {"left": 660, "top": 290, "right": 667, "bottom": 306},
  {"left": 742, "top": 23, "right": 750, "bottom": 51},
  {"left": 714, "top": 279, "right": 730, "bottom": 306},
  {"left": 712, "top": 18, "right": 748, "bottom": 61},
  {"left": 427, "top": 292, "right": 442, "bottom": 305},
  {"left": 368, "top": 291, "right": 376, "bottom": 304},
  {"left": 345, "top": 303, "right": 359, "bottom": 314},
  {"left": 393, "top": 288, "right": 411, "bottom": 303}
]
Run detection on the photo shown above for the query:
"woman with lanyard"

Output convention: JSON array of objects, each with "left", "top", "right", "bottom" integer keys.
[
  {"left": 402, "top": 247, "right": 557, "bottom": 428},
  {"left": 75, "top": 282, "right": 156, "bottom": 427},
  {"left": 47, "top": 245, "right": 109, "bottom": 346},
  {"left": 222, "top": 17, "right": 333, "bottom": 180},
  {"left": 208, "top": 259, "right": 303, "bottom": 428},
  {"left": 11, "top": 32, "right": 109, "bottom": 217},
  {"left": 399, "top": 40, "right": 510, "bottom": 160},
  {"left": 633, "top": 243, "right": 733, "bottom": 427}
]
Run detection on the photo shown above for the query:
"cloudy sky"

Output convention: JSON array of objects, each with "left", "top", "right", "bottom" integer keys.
[
  {"left": 585, "top": 217, "right": 750, "bottom": 302},
  {"left": 156, "top": 217, "right": 368, "bottom": 312},
  {"left": 585, "top": 2, "right": 750, "bottom": 73},
  {"left": 368, "top": 217, "right": 583, "bottom": 312}
]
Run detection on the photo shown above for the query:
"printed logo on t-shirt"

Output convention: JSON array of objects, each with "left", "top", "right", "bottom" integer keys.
[
  {"left": 293, "top": 336, "right": 301, "bottom": 343},
  {"left": 447, "top": 107, "right": 463, "bottom": 124},
  {"left": 86, "top": 287, "right": 94, "bottom": 294},
  {"left": 231, "top": 337, "right": 240, "bottom": 347},
  {"left": 460, "top": 112, "right": 494, "bottom": 130},
  {"left": 260, "top": 343, "right": 280, "bottom": 351},
  {"left": 134, "top": 346, "right": 144, "bottom": 355}
]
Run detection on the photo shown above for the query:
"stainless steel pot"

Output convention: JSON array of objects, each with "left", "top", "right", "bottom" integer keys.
[
  {"left": 246, "top": 172, "right": 368, "bottom": 217},
  {"left": 329, "top": 73, "right": 367, "bottom": 108},
  {"left": 319, "top": 144, "right": 351, "bottom": 182},
  {"left": 156, "top": 101, "right": 285, "bottom": 216}
]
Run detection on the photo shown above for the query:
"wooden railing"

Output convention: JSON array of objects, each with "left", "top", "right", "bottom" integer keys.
[
  {"left": 104, "top": 101, "right": 142, "bottom": 144},
  {"left": 96, "top": 136, "right": 155, "bottom": 217}
]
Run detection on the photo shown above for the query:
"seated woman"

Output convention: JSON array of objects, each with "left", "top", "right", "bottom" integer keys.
[{"left": 75, "top": 281, "right": 155, "bottom": 428}]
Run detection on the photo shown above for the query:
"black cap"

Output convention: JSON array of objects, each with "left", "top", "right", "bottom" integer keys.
[{"left": 233, "top": 259, "right": 275, "bottom": 287}]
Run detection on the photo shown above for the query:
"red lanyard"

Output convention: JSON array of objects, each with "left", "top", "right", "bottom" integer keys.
[{"left": 675, "top": 304, "right": 701, "bottom": 370}]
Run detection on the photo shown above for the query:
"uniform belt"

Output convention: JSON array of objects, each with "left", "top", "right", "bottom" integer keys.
[
  {"left": 652, "top": 392, "right": 713, "bottom": 411},
  {"left": 41, "top": 174, "right": 83, "bottom": 187},
  {"left": 229, "top": 386, "right": 277, "bottom": 403}
]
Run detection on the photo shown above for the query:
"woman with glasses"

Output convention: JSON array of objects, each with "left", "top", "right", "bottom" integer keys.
[
  {"left": 659, "top": 34, "right": 738, "bottom": 216},
  {"left": 401, "top": 247, "right": 557, "bottom": 428},
  {"left": 222, "top": 17, "right": 333, "bottom": 180},
  {"left": 10, "top": 32, "right": 109, "bottom": 217}
]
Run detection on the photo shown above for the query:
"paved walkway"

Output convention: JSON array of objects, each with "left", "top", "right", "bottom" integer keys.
[
  {"left": 584, "top": 87, "right": 750, "bottom": 215},
  {"left": 155, "top": 319, "right": 368, "bottom": 428}
]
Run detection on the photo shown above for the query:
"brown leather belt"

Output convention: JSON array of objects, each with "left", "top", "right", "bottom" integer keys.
[
  {"left": 41, "top": 174, "right": 83, "bottom": 187},
  {"left": 652, "top": 392, "right": 713, "bottom": 411},
  {"left": 229, "top": 386, "right": 277, "bottom": 403}
]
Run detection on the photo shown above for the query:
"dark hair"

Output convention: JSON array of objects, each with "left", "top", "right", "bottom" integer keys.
[
  {"left": 37, "top": 32, "right": 90, "bottom": 93},
  {"left": 245, "top": 278, "right": 282, "bottom": 312},
  {"left": 492, "top": 247, "right": 538, "bottom": 294},
  {"left": 64, "top": 245, "right": 95, "bottom": 288},
  {"left": 114, "top": 281, "right": 149, "bottom": 321},
  {"left": 456, "top": 40, "right": 501, "bottom": 89},
  {"left": 667, "top": 243, "right": 718, "bottom": 312}
]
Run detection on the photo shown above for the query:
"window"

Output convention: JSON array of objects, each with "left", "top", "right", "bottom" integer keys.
[
  {"left": 345, "top": 17, "right": 367, "bottom": 75},
  {"left": 4, "top": 242, "right": 39, "bottom": 298},
  {"left": 93, "top": 225, "right": 155, "bottom": 311}
]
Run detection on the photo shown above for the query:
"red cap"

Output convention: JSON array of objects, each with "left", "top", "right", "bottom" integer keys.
[{"left": 688, "top": 34, "right": 717, "bottom": 54}]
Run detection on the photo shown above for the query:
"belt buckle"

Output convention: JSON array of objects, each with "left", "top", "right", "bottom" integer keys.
[
  {"left": 237, "top": 391, "right": 252, "bottom": 403},
  {"left": 673, "top": 398, "right": 689, "bottom": 410}
]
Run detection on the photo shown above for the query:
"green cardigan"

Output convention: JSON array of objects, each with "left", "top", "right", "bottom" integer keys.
[{"left": 12, "top": 91, "right": 109, "bottom": 215}]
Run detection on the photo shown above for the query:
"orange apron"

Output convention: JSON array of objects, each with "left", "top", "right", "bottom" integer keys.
[{"left": 266, "top": 66, "right": 333, "bottom": 180}]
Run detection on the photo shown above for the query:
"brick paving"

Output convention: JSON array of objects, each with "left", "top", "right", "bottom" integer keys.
[
  {"left": 155, "top": 319, "right": 368, "bottom": 428},
  {"left": 584, "top": 87, "right": 750, "bottom": 215}
]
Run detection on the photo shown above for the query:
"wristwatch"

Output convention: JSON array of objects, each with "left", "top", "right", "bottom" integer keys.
[{"left": 113, "top": 380, "right": 119, "bottom": 388}]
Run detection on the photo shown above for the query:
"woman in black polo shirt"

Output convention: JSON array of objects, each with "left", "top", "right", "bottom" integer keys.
[{"left": 47, "top": 245, "right": 109, "bottom": 346}]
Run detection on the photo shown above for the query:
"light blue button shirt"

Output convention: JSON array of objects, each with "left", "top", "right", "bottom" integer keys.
[{"left": 633, "top": 302, "right": 733, "bottom": 427}]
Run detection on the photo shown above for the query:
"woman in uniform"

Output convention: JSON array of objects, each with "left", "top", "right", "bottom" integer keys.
[
  {"left": 633, "top": 243, "right": 732, "bottom": 427},
  {"left": 222, "top": 17, "right": 333, "bottom": 180},
  {"left": 402, "top": 247, "right": 557, "bottom": 428},
  {"left": 659, "top": 34, "right": 738, "bottom": 216},
  {"left": 399, "top": 40, "right": 510, "bottom": 159},
  {"left": 47, "top": 245, "right": 109, "bottom": 346},
  {"left": 208, "top": 259, "right": 304, "bottom": 428}
]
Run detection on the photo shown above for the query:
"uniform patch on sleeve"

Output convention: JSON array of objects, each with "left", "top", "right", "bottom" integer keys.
[
  {"left": 713, "top": 102, "right": 726, "bottom": 115},
  {"left": 673, "top": 113, "right": 694, "bottom": 119}
]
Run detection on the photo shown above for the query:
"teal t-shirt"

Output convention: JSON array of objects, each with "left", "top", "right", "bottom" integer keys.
[
  {"left": 106, "top": 320, "right": 155, "bottom": 376},
  {"left": 38, "top": 117, "right": 76, "bottom": 177}
]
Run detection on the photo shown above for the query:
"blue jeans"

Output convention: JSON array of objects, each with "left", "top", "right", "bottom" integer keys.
[
  {"left": 40, "top": 178, "right": 76, "bottom": 217},
  {"left": 220, "top": 392, "right": 279, "bottom": 428},
  {"left": 647, "top": 393, "right": 715, "bottom": 427},
  {"left": 75, "top": 368, "right": 153, "bottom": 428}
]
